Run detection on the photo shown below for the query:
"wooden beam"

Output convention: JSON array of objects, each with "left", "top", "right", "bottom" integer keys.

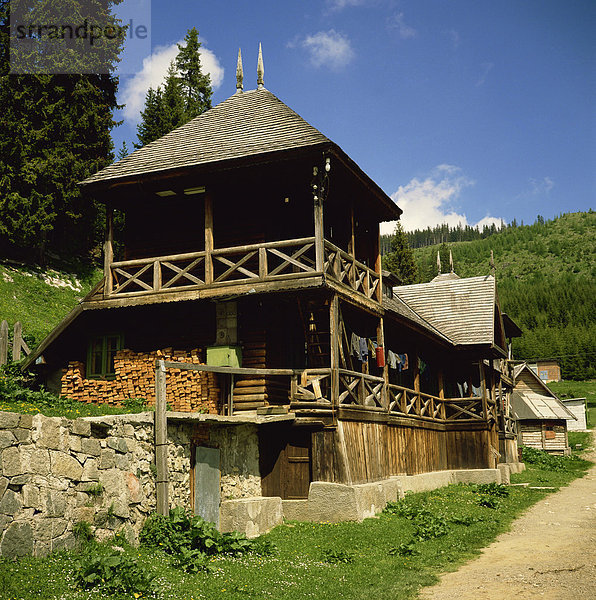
[
  {"left": 204, "top": 192, "right": 214, "bottom": 284},
  {"left": 377, "top": 316, "right": 389, "bottom": 410},
  {"left": 314, "top": 198, "right": 324, "bottom": 272},
  {"left": 330, "top": 295, "right": 340, "bottom": 410},
  {"left": 155, "top": 360, "right": 169, "bottom": 516},
  {"left": 349, "top": 203, "right": 356, "bottom": 259},
  {"left": 374, "top": 222, "right": 383, "bottom": 304},
  {"left": 12, "top": 321, "right": 22, "bottom": 362},
  {"left": 103, "top": 207, "right": 114, "bottom": 296}
]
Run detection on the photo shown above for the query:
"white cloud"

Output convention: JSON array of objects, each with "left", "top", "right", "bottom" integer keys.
[
  {"left": 388, "top": 12, "right": 417, "bottom": 39},
  {"left": 119, "top": 41, "right": 224, "bottom": 123},
  {"left": 381, "top": 165, "right": 506, "bottom": 234},
  {"left": 298, "top": 30, "right": 354, "bottom": 69},
  {"left": 326, "top": 0, "right": 367, "bottom": 11},
  {"left": 475, "top": 62, "right": 494, "bottom": 87},
  {"left": 530, "top": 176, "right": 555, "bottom": 194}
]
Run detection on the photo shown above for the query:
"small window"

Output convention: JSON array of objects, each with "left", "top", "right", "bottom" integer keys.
[{"left": 87, "top": 334, "right": 123, "bottom": 379}]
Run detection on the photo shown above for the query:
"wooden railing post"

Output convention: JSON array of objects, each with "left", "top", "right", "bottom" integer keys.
[
  {"left": 259, "top": 246, "right": 268, "bottom": 279},
  {"left": 204, "top": 192, "right": 214, "bottom": 284},
  {"left": 480, "top": 362, "right": 488, "bottom": 420},
  {"left": 330, "top": 295, "right": 339, "bottom": 409},
  {"left": 103, "top": 207, "right": 114, "bottom": 296},
  {"left": 12, "top": 322, "right": 22, "bottom": 362},
  {"left": 155, "top": 360, "right": 169, "bottom": 516},
  {"left": 153, "top": 260, "right": 162, "bottom": 291}
]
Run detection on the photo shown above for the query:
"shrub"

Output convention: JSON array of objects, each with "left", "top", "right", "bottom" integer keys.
[
  {"left": 73, "top": 521, "right": 93, "bottom": 544},
  {"left": 74, "top": 548, "right": 154, "bottom": 597},
  {"left": 521, "top": 446, "right": 583, "bottom": 472},
  {"left": 389, "top": 542, "right": 420, "bottom": 557},
  {"left": 321, "top": 549, "right": 355, "bottom": 564}
]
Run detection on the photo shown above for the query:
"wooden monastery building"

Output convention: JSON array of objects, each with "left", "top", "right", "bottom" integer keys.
[
  {"left": 512, "top": 363, "right": 575, "bottom": 455},
  {"left": 27, "top": 51, "right": 522, "bottom": 521}
]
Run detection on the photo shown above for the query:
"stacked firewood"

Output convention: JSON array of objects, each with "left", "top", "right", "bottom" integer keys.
[{"left": 60, "top": 348, "right": 220, "bottom": 413}]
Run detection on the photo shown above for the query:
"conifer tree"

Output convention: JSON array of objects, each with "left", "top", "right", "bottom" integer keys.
[
  {"left": 135, "top": 27, "right": 213, "bottom": 147},
  {"left": 382, "top": 223, "right": 418, "bottom": 284}
]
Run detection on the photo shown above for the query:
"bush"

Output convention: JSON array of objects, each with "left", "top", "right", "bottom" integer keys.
[
  {"left": 140, "top": 507, "right": 275, "bottom": 558},
  {"left": 521, "top": 446, "right": 583, "bottom": 472},
  {"left": 75, "top": 548, "right": 154, "bottom": 597}
]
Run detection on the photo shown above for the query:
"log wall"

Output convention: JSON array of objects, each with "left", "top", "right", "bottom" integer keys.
[{"left": 312, "top": 419, "right": 498, "bottom": 485}]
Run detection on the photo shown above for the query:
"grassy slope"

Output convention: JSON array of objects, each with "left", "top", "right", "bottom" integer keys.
[{"left": 0, "top": 262, "right": 101, "bottom": 349}]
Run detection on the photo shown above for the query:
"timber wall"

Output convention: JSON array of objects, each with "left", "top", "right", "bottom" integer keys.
[
  {"left": 312, "top": 419, "right": 498, "bottom": 484},
  {"left": 60, "top": 349, "right": 220, "bottom": 413}
]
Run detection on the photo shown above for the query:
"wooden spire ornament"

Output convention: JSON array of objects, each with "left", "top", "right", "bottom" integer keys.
[
  {"left": 436, "top": 250, "right": 441, "bottom": 275},
  {"left": 257, "top": 43, "right": 265, "bottom": 89},
  {"left": 236, "top": 48, "right": 243, "bottom": 93}
]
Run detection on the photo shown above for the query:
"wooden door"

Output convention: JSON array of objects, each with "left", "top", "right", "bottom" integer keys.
[{"left": 194, "top": 447, "right": 221, "bottom": 526}]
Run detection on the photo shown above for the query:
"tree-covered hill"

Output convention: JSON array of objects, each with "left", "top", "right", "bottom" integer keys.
[{"left": 409, "top": 211, "right": 596, "bottom": 380}]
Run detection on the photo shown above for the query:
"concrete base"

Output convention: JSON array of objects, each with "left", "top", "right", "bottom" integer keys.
[{"left": 219, "top": 496, "right": 283, "bottom": 538}]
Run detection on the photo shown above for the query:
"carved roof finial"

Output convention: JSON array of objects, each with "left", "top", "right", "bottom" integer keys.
[
  {"left": 490, "top": 249, "right": 496, "bottom": 275},
  {"left": 257, "top": 42, "right": 265, "bottom": 89},
  {"left": 449, "top": 249, "right": 454, "bottom": 273},
  {"left": 236, "top": 48, "right": 243, "bottom": 93},
  {"left": 436, "top": 250, "right": 442, "bottom": 275}
]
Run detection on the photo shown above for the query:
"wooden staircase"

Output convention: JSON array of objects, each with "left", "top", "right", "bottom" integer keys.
[{"left": 298, "top": 300, "right": 330, "bottom": 368}]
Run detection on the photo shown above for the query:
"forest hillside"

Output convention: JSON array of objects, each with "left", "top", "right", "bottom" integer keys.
[{"left": 406, "top": 211, "right": 595, "bottom": 380}]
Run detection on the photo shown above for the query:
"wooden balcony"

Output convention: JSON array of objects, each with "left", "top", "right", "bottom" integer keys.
[{"left": 102, "top": 237, "right": 382, "bottom": 307}]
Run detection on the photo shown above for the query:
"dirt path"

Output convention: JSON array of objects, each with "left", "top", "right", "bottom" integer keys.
[{"left": 420, "top": 439, "right": 596, "bottom": 600}]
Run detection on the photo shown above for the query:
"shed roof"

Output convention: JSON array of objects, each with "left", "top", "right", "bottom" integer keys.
[
  {"left": 393, "top": 275, "right": 497, "bottom": 346},
  {"left": 511, "top": 391, "right": 576, "bottom": 421}
]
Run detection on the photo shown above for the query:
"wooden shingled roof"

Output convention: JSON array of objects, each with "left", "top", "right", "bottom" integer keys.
[
  {"left": 82, "top": 89, "right": 331, "bottom": 186},
  {"left": 393, "top": 275, "right": 498, "bottom": 347}
]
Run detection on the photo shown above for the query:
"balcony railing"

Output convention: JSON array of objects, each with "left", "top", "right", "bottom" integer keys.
[{"left": 105, "top": 236, "right": 382, "bottom": 304}]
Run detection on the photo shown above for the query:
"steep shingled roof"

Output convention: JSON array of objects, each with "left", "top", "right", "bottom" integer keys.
[
  {"left": 82, "top": 88, "right": 331, "bottom": 186},
  {"left": 511, "top": 391, "right": 576, "bottom": 421},
  {"left": 393, "top": 275, "right": 497, "bottom": 346}
]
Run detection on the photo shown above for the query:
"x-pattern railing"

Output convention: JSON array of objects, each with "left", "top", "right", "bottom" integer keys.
[
  {"left": 338, "top": 369, "right": 384, "bottom": 409},
  {"left": 290, "top": 368, "right": 332, "bottom": 403}
]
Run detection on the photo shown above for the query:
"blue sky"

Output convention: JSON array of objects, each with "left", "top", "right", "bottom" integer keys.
[{"left": 113, "top": 0, "right": 595, "bottom": 233}]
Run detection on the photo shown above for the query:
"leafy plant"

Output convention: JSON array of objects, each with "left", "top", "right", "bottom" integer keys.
[
  {"left": 476, "top": 495, "right": 501, "bottom": 509},
  {"left": 123, "top": 397, "right": 148, "bottom": 412},
  {"left": 412, "top": 514, "right": 449, "bottom": 541},
  {"left": 170, "top": 547, "right": 212, "bottom": 574},
  {"left": 139, "top": 507, "right": 273, "bottom": 559},
  {"left": 73, "top": 521, "right": 93, "bottom": 544},
  {"left": 321, "top": 549, "right": 355, "bottom": 564},
  {"left": 86, "top": 483, "right": 104, "bottom": 497},
  {"left": 473, "top": 483, "right": 510, "bottom": 497},
  {"left": 389, "top": 542, "right": 420, "bottom": 557},
  {"left": 521, "top": 446, "right": 583, "bottom": 472},
  {"left": 74, "top": 548, "right": 154, "bottom": 597}
]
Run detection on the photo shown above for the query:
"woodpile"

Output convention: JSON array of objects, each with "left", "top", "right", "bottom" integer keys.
[{"left": 60, "top": 348, "right": 220, "bottom": 413}]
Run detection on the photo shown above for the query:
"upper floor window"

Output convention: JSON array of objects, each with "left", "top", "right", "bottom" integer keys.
[{"left": 87, "top": 334, "right": 123, "bottom": 379}]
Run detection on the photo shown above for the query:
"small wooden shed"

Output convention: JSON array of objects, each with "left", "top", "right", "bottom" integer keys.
[
  {"left": 512, "top": 363, "right": 575, "bottom": 454},
  {"left": 561, "top": 398, "right": 588, "bottom": 432}
]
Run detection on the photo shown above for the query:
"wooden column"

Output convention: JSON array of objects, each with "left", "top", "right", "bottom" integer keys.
[
  {"left": 480, "top": 362, "right": 488, "bottom": 420},
  {"left": 314, "top": 197, "right": 324, "bottom": 272},
  {"left": 330, "top": 295, "right": 340, "bottom": 409},
  {"left": 349, "top": 203, "right": 356, "bottom": 259},
  {"left": 374, "top": 223, "right": 383, "bottom": 304},
  {"left": 155, "top": 360, "right": 169, "bottom": 516},
  {"left": 413, "top": 351, "right": 420, "bottom": 413},
  {"left": 377, "top": 317, "right": 389, "bottom": 411},
  {"left": 103, "top": 206, "right": 114, "bottom": 296},
  {"left": 204, "top": 192, "right": 214, "bottom": 284},
  {"left": 13, "top": 322, "right": 23, "bottom": 362},
  {"left": 437, "top": 369, "right": 446, "bottom": 419}
]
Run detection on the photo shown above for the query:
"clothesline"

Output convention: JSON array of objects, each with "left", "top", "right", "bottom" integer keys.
[{"left": 348, "top": 329, "right": 409, "bottom": 371}]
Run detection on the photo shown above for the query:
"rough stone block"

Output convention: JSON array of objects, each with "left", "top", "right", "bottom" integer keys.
[
  {"left": 22, "top": 447, "right": 50, "bottom": 475},
  {"left": 36, "top": 518, "right": 67, "bottom": 540},
  {"left": 220, "top": 496, "right": 283, "bottom": 538},
  {"left": 110, "top": 499, "right": 130, "bottom": 519},
  {"left": 99, "top": 468, "right": 126, "bottom": 497},
  {"left": 34, "top": 416, "right": 62, "bottom": 450},
  {"left": 0, "top": 412, "right": 20, "bottom": 429},
  {"left": 69, "top": 436, "right": 82, "bottom": 453},
  {"left": 497, "top": 464, "right": 511, "bottom": 485},
  {"left": 400, "top": 471, "right": 455, "bottom": 493},
  {"left": 0, "top": 477, "right": 7, "bottom": 498},
  {"left": 2, "top": 446, "right": 24, "bottom": 477},
  {"left": 0, "top": 430, "right": 16, "bottom": 449},
  {"left": 123, "top": 424, "right": 135, "bottom": 437},
  {"left": 50, "top": 452, "right": 83, "bottom": 481},
  {"left": 307, "top": 482, "right": 360, "bottom": 522},
  {"left": 13, "top": 429, "right": 32, "bottom": 443},
  {"left": 22, "top": 484, "right": 40, "bottom": 509},
  {"left": 19, "top": 414, "right": 33, "bottom": 429},
  {"left": 9, "top": 474, "right": 31, "bottom": 486},
  {"left": 126, "top": 472, "right": 142, "bottom": 504},
  {"left": 43, "top": 489, "right": 67, "bottom": 517},
  {"left": 81, "top": 459, "right": 100, "bottom": 482},
  {"left": 115, "top": 453, "right": 129, "bottom": 471},
  {"left": 81, "top": 438, "right": 101, "bottom": 457},
  {"left": 71, "top": 419, "right": 91, "bottom": 437},
  {"left": 453, "top": 469, "right": 500, "bottom": 485},
  {"left": 281, "top": 499, "right": 310, "bottom": 522},
  {"left": 0, "top": 488, "right": 23, "bottom": 515},
  {"left": 1, "top": 522, "right": 33, "bottom": 557},
  {"left": 99, "top": 448, "right": 116, "bottom": 470},
  {"left": 72, "top": 506, "right": 95, "bottom": 524}
]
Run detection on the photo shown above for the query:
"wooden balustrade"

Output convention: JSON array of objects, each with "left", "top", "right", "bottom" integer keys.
[
  {"left": 337, "top": 369, "right": 385, "bottom": 409},
  {"left": 290, "top": 369, "right": 332, "bottom": 403},
  {"left": 323, "top": 240, "right": 381, "bottom": 301}
]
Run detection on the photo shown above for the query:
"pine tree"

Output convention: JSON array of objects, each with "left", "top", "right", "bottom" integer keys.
[
  {"left": 175, "top": 27, "right": 212, "bottom": 119},
  {"left": 382, "top": 223, "right": 418, "bottom": 284},
  {"left": 135, "top": 27, "right": 213, "bottom": 147},
  {"left": 0, "top": 1, "right": 124, "bottom": 262}
]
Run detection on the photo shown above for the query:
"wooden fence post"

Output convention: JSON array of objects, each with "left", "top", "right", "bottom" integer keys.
[
  {"left": 12, "top": 321, "right": 22, "bottom": 361},
  {"left": 155, "top": 359, "right": 169, "bottom": 516},
  {"left": 0, "top": 320, "right": 8, "bottom": 366}
]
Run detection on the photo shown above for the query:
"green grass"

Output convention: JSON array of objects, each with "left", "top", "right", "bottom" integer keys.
[
  {"left": 547, "top": 380, "right": 596, "bottom": 429},
  {"left": 0, "top": 262, "right": 101, "bottom": 349},
  {"left": 0, "top": 453, "right": 591, "bottom": 600}
]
